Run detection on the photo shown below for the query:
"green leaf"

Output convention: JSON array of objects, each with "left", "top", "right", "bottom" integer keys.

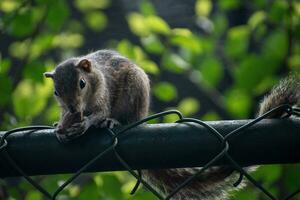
[
  {"left": 218, "top": 0, "right": 240, "bottom": 10},
  {"left": 0, "top": 74, "right": 12, "bottom": 106},
  {"left": 138, "top": 60, "right": 160, "bottom": 75},
  {"left": 75, "top": 0, "right": 111, "bottom": 11},
  {"left": 234, "top": 55, "right": 265, "bottom": 91},
  {"left": 268, "top": 0, "right": 288, "bottom": 22},
  {"left": 253, "top": 23, "right": 267, "bottom": 40},
  {"left": 153, "top": 82, "right": 177, "bottom": 102},
  {"left": 7, "top": 187, "right": 21, "bottom": 200},
  {"left": 13, "top": 79, "right": 52, "bottom": 119},
  {"left": 46, "top": 0, "right": 70, "bottom": 31},
  {"left": 178, "top": 47, "right": 195, "bottom": 63},
  {"left": 44, "top": 103, "right": 60, "bottom": 124},
  {"left": 284, "top": 164, "right": 300, "bottom": 191},
  {"left": 8, "top": 9, "right": 36, "bottom": 37},
  {"left": 225, "top": 25, "right": 250, "bottom": 58},
  {"left": 178, "top": 97, "right": 200, "bottom": 116},
  {"left": 212, "top": 14, "right": 228, "bottom": 36},
  {"left": 195, "top": 0, "right": 212, "bottom": 17},
  {"left": 9, "top": 40, "right": 31, "bottom": 59},
  {"left": 234, "top": 55, "right": 263, "bottom": 91},
  {"left": 34, "top": 0, "right": 52, "bottom": 5},
  {"left": 146, "top": 15, "right": 171, "bottom": 35},
  {"left": 288, "top": 54, "right": 300, "bottom": 69},
  {"left": 234, "top": 55, "right": 280, "bottom": 92},
  {"left": 40, "top": 175, "right": 70, "bottom": 192},
  {"left": 0, "top": 58, "right": 11, "bottom": 75},
  {"left": 132, "top": 46, "right": 147, "bottom": 62},
  {"left": 23, "top": 60, "right": 46, "bottom": 83},
  {"left": 201, "top": 37, "right": 215, "bottom": 53},
  {"left": 121, "top": 179, "right": 139, "bottom": 195},
  {"left": 198, "top": 56, "right": 223, "bottom": 87},
  {"left": 170, "top": 28, "right": 202, "bottom": 54},
  {"left": 101, "top": 173, "right": 124, "bottom": 200},
  {"left": 84, "top": 11, "right": 107, "bottom": 32},
  {"left": 52, "top": 33, "right": 84, "bottom": 49},
  {"left": 225, "top": 88, "right": 252, "bottom": 118},
  {"left": 253, "top": 165, "right": 282, "bottom": 185},
  {"left": 248, "top": 11, "right": 266, "bottom": 29},
  {"left": 141, "top": 34, "right": 164, "bottom": 54},
  {"left": 118, "top": 41, "right": 147, "bottom": 63},
  {"left": 230, "top": 189, "right": 258, "bottom": 200},
  {"left": 294, "top": 2, "right": 300, "bottom": 16},
  {"left": 253, "top": 0, "right": 267, "bottom": 8},
  {"left": 171, "top": 28, "right": 192, "bottom": 36},
  {"left": 77, "top": 181, "right": 100, "bottom": 200},
  {"left": 0, "top": 0, "right": 19, "bottom": 13},
  {"left": 229, "top": 26, "right": 249, "bottom": 39},
  {"left": 68, "top": 184, "right": 80, "bottom": 198},
  {"left": 162, "top": 52, "right": 190, "bottom": 73},
  {"left": 117, "top": 39, "right": 135, "bottom": 59},
  {"left": 127, "top": 12, "right": 150, "bottom": 37},
  {"left": 201, "top": 111, "right": 220, "bottom": 121},
  {"left": 25, "top": 191, "right": 42, "bottom": 200},
  {"left": 139, "top": 0, "right": 156, "bottom": 16},
  {"left": 253, "top": 76, "right": 278, "bottom": 95},
  {"left": 262, "top": 31, "right": 287, "bottom": 62},
  {"left": 29, "top": 34, "right": 53, "bottom": 60}
]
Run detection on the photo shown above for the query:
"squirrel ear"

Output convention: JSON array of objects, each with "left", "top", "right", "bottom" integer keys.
[
  {"left": 44, "top": 71, "right": 54, "bottom": 78},
  {"left": 78, "top": 59, "right": 91, "bottom": 72}
]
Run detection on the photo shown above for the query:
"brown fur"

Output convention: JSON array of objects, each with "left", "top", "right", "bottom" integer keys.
[
  {"left": 45, "top": 50, "right": 150, "bottom": 141},
  {"left": 258, "top": 74, "right": 300, "bottom": 117}
]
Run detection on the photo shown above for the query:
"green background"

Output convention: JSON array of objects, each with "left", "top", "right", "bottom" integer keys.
[{"left": 0, "top": 0, "right": 300, "bottom": 199}]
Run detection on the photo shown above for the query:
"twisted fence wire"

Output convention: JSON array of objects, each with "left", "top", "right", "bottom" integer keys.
[{"left": 0, "top": 105, "right": 300, "bottom": 200}]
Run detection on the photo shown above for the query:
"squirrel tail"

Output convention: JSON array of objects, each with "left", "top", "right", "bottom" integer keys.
[{"left": 258, "top": 73, "right": 300, "bottom": 117}]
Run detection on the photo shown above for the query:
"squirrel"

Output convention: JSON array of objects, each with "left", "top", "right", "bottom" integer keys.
[
  {"left": 44, "top": 50, "right": 299, "bottom": 199},
  {"left": 44, "top": 50, "right": 150, "bottom": 142}
]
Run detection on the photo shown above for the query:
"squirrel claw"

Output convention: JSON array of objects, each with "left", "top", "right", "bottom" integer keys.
[
  {"left": 66, "top": 121, "right": 87, "bottom": 134},
  {"left": 99, "top": 118, "right": 120, "bottom": 129},
  {"left": 55, "top": 120, "right": 88, "bottom": 142}
]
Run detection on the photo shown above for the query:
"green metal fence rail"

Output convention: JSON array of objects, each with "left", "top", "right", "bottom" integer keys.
[
  {"left": 1, "top": 119, "right": 300, "bottom": 178},
  {"left": 1, "top": 106, "right": 300, "bottom": 200}
]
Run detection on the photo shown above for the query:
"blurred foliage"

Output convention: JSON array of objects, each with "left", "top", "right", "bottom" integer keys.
[{"left": 0, "top": 0, "right": 300, "bottom": 199}]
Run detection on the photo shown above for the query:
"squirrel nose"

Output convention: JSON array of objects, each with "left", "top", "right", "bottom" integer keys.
[{"left": 68, "top": 105, "right": 76, "bottom": 113}]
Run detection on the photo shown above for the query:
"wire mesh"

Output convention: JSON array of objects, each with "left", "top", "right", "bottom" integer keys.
[{"left": 0, "top": 105, "right": 300, "bottom": 200}]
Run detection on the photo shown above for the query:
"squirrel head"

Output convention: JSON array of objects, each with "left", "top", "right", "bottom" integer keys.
[{"left": 44, "top": 58, "right": 93, "bottom": 114}]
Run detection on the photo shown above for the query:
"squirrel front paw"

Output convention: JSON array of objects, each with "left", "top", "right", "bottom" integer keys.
[
  {"left": 55, "top": 118, "right": 88, "bottom": 142},
  {"left": 99, "top": 118, "right": 121, "bottom": 129}
]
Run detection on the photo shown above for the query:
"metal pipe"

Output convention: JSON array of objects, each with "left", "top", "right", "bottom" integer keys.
[{"left": 0, "top": 119, "right": 299, "bottom": 178}]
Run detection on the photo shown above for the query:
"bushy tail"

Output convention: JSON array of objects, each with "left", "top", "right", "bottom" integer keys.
[{"left": 258, "top": 73, "right": 300, "bottom": 117}]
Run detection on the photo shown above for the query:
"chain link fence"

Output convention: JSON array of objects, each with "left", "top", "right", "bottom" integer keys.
[{"left": 1, "top": 104, "right": 300, "bottom": 200}]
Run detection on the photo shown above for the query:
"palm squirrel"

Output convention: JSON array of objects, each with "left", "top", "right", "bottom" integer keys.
[
  {"left": 44, "top": 50, "right": 300, "bottom": 199},
  {"left": 44, "top": 50, "right": 150, "bottom": 142}
]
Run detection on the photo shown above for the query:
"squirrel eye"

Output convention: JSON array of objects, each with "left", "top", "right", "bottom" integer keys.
[
  {"left": 54, "top": 90, "right": 59, "bottom": 96},
  {"left": 79, "top": 79, "right": 86, "bottom": 89}
]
